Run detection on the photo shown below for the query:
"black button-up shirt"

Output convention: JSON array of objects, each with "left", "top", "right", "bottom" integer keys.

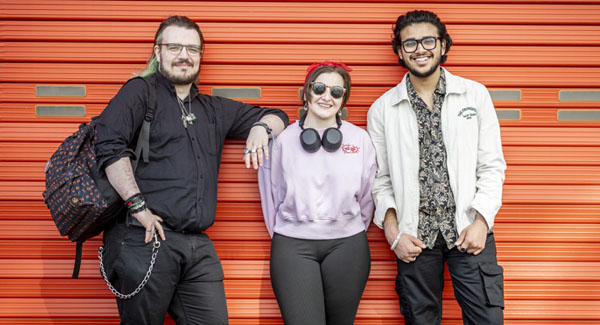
[
  {"left": 95, "top": 71, "right": 288, "bottom": 233},
  {"left": 407, "top": 70, "right": 458, "bottom": 249}
]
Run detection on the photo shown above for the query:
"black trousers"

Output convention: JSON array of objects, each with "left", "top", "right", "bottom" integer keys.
[
  {"left": 269, "top": 231, "right": 371, "bottom": 325},
  {"left": 395, "top": 231, "right": 504, "bottom": 325},
  {"left": 101, "top": 222, "right": 228, "bottom": 325}
]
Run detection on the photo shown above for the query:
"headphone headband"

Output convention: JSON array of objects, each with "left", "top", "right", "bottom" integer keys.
[{"left": 298, "top": 114, "right": 343, "bottom": 153}]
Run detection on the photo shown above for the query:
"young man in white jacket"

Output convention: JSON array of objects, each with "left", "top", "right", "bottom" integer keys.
[{"left": 367, "top": 10, "right": 506, "bottom": 325}]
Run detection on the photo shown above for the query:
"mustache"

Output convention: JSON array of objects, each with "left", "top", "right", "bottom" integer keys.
[{"left": 173, "top": 59, "right": 193, "bottom": 66}]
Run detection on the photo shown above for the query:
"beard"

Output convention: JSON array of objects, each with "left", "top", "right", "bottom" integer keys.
[
  {"left": 406, "top": 63, "right": 440, "bottom": 78},
  {"left": 158, "top": 59, "right": 199, "bottom": 85},
  {"left": 403, "top": 51, "right": 443, "bottom": 79}
]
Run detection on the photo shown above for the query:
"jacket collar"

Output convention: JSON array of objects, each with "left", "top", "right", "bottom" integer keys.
[{"left": 390, "top": 67, "right": 466, "bottom": 106}]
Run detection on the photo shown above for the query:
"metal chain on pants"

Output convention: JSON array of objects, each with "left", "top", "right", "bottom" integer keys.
[{"left": 98, "top": 233, "right": 160, "bottom": 299}]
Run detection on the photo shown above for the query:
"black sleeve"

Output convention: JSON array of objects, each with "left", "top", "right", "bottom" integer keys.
[
  {"left": 212, "top": 96, "right": 289, "bottom": 140},
  {"left": 95, "top": 77, "right": 149, "bottom": 170}
]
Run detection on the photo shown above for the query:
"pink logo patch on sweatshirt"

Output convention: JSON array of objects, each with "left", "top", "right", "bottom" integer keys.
[{"left": 342, "top": 144, "right": 360, "bottom": 154}]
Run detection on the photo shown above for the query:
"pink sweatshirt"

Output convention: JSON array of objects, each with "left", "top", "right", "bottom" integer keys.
[{"left": 258, "top": 120, "right": 377, "bottom": 240}]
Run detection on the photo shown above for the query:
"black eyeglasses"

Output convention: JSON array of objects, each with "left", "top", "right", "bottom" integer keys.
[
  {"left": 401, "top": 37, "right": 439, "bottom": 53},
  {"left": 159, "top": 43, "right": 202, "bottom": 56},
  {"left": 311, "top": 82, "right": 346, "bottom": 99}
]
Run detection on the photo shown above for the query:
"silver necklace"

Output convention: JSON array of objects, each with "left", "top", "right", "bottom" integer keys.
[{"left": 177, "top": 96, "right": 196, "bottom": 128}]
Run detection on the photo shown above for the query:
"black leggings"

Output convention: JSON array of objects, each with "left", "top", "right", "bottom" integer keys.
[{"left": 270, "top": 231, "right": 371, "bottom": 325}]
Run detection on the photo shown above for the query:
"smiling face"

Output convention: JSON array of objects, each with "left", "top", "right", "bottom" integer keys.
[
  {"left": 303, "top": 72, "right": 345, "bottom": 129},
  {"left": 398, "top": 22, "right": 446, "bottom": 79},
  {"left": 155, "top": 25, "right": 202, "bottom": 85}
]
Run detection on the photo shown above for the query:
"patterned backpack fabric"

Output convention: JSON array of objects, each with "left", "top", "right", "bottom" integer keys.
[
  {"left": 42, "top": 76, "right": 156, "bottom": 277},
  {"left": 43, "top": 121, "right": 124, "bottom": 243}
]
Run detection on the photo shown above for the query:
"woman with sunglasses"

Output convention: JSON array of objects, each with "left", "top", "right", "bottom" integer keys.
[{"left": 257, "top": 62, "right": 377, "bottom": 324}]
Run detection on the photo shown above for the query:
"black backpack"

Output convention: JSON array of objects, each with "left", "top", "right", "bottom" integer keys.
[{"left": 42, "top": 77, "right": 156, "bottom": 278}]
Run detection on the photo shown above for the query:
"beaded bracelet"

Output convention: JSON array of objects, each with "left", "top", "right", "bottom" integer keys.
[
  {"left": 128, "top": 200, "right": 145, "bottom": 211},
  {"left": 125, "top": 193, "right": 147, "bottom": 214},
  {"left": 125, "top": 193, "right": 143, "bottom": 208},
  {"left": 129, "top": 201, "right": 147, "bottom": 215}
]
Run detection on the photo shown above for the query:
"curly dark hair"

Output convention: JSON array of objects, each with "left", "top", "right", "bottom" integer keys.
[{"left": 391, "top": 10, "right": 452, "bottom": 67}]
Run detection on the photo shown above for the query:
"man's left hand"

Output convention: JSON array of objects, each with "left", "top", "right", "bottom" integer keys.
[
  {"left": 454, "top": 212, "right": 489, "bottom": 255},
  {"left": 243, "top": 125, "right": 270, "bottom": 169}
]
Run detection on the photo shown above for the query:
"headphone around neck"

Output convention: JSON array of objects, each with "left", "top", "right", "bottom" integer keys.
[{"left": 299, "top": 113, "right": 343, "bottom": 153}]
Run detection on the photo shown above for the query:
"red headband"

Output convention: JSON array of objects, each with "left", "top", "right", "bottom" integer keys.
[{"left": 305, "top": 61, "right": 352, "bottom": 83}]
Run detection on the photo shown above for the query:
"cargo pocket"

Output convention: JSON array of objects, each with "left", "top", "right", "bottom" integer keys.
[{"left": 479, "top": 263, "right": 505, "bottom": 309}]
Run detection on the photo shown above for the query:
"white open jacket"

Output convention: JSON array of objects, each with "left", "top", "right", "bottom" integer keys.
[{"left": 366, "top": 68, "right": 506, "bottom": 236}]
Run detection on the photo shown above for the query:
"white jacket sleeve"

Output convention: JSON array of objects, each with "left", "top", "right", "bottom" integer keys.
[
  {"left": 367, "top": 98, "right": 398, "bottom": 229},
  {"left": 469, "top": 86, "right": 507, "bottom": 229}
]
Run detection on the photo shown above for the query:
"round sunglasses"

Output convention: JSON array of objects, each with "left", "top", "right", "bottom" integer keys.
[{"left": 310, "top": 82, "right": 346, "bottom": 99}]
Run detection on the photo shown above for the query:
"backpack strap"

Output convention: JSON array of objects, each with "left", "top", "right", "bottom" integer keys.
[
  {"left": 72, "top": 242, "right": 83, "bottom": 278},
  {"left": 132, "top": 76, "right": 157, "bottom": 170},
  {"left": 71, "top": 76, "right": 157, "bottom": 279}
]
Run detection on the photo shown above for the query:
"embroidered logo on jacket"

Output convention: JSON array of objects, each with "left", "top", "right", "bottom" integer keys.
[
  {"left": 342, "top": 144, "right": 360, "bottom": 154},
  {"left": 458, "top": 107, "right": 477, "bottom": 120}
]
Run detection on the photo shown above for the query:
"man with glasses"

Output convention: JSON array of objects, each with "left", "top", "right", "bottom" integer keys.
[
  {"left": 94, "top": 15, "right": 288, "bottom": 324},
  {"left": 367, "top": 10, "right": 506, "bottom": 324}
]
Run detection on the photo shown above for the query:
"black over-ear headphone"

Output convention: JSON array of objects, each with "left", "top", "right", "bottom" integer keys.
[{"left": 299, "top": 113, "right": 343, "bottom": 153}]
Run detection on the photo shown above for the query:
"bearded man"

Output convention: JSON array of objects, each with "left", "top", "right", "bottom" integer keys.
[{"left": 95, "top": 15, "right": 288, "bottom": 324}]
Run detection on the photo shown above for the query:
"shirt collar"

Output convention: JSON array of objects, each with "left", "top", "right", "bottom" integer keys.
[
  {"left": 406, "top": 68, "right": 446, "bottom": 98},
  {"left": 390, "top": 67, "right": 463, "bottom": 106}
]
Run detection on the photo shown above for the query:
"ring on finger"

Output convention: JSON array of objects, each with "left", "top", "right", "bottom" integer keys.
[
  {"left": 251, "top": 148, "right": 257, "bottom": 153},
  {"left": 146, "top": 228, "right": 152, "bottom": 233},
  {"left": 243, "top": 148, "right": 250, "bottom": 154}
]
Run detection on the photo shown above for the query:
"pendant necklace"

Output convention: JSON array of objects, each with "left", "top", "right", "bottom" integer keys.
[{"left": 177, "top": 96, "right": 196, "bottom": 128}]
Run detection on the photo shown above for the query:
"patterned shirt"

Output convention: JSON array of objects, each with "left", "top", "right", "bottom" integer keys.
[{"left": 407, "top": 69, "right": 459, "bottom": 249}]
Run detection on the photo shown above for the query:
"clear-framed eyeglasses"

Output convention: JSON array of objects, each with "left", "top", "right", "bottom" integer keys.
[
  {"left": 401, "top": 37, "right": 440, "bottom": 53},
  {"left": 159, "top": 43, "right": 202, "bottom": 56}
]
